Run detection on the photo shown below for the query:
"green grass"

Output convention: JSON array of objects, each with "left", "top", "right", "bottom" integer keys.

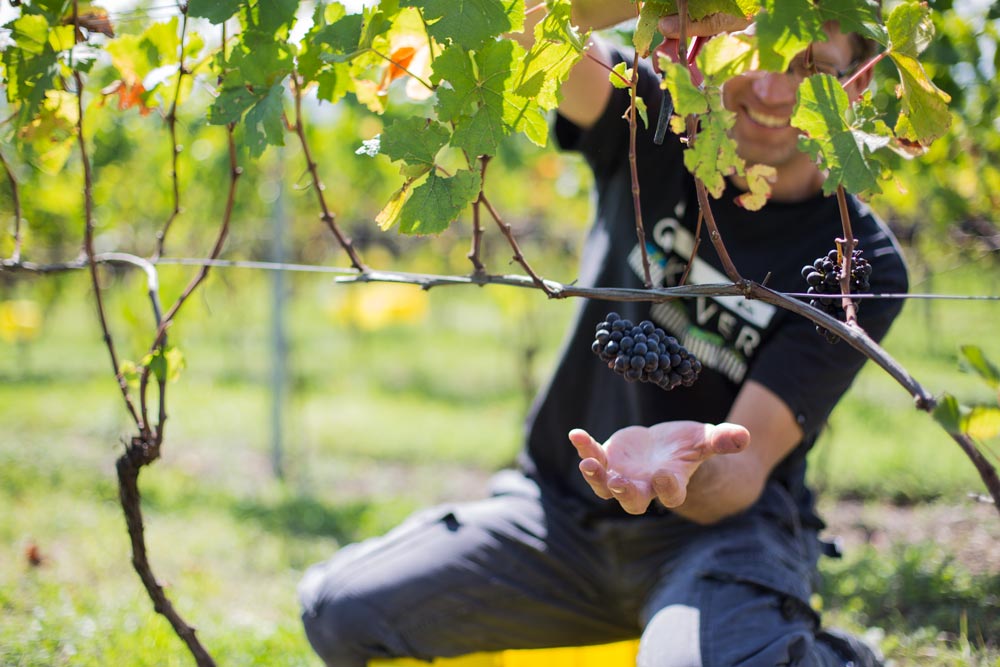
[{"left": 1, "top": 257, "right": 998, "bottom": 664}]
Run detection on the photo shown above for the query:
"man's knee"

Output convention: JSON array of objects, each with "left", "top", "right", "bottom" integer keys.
[
  {"left": 637, "top": 598, "right": 818, "bottom": 667},
  {"left": 298, "top": 561, "right": 388, "bottom": 667},
  {"left": 638, "top": 604, "right": 702, "bottom": 667}
]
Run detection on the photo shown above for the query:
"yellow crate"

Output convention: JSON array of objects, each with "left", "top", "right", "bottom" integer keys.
[{"left": 370, "top": 639, "right": 640, "bottom": 667}]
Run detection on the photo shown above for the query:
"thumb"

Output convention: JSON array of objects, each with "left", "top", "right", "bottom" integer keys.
[{"left": 707, "top": 422, "right": 750, "bottom": 455}]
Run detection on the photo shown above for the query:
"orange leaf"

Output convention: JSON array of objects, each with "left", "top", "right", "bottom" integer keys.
[
  {"left": 101, "top": 80, "right": 154, "bottom": 116},
  {"left": 377, "top": 46, "right": 418, "bottom": 95}
]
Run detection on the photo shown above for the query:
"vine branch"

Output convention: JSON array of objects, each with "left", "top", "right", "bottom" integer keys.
[
  {"left": 627, "top": 49, "right": 654, "bottom": 288},
  {"left": 152, "top": 8, "right": 190, "bottom": 261},
  {"left": 835, "top": 185, "right": 861, "bottom": 326},
  {"left": 73, "top": 68, "right": 143, "bottom": 433},
  {"left": 468, "top": 156, "right": 489, "bottom": 274},
  {"left": 70, "top": 2, "right": 216, "bottom": 664},
  {"left": 291, "top": 74, "right": 368, "bottom": 273},
  {"left": 480, "top": 193, "right": 556, "bottom": 296}
]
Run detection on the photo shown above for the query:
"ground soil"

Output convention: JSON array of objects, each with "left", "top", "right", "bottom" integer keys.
[{"left": 817, "top": 497, "right": 1000, "bottom": 575}]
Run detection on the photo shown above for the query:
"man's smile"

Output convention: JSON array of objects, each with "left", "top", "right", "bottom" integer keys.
[{"left": 744, "top": 106, "right": 791, "bottom": 129}]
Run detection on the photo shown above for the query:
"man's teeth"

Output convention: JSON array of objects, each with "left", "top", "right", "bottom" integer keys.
[{"left": 747, "top": 108, "right": 789, "bottom": 128}]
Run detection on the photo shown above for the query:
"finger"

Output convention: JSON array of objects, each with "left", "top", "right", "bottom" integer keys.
[
  {"left": 652, "top": 471, "right": 688, "bottom": 508},
  {"left": 652, "top": 38, "right": 681, "bottom": 74},
  {"left": 606, "top": 473, "right": 652, "bottom": 515},
  {"left": 659, "top": 13, "right": 751, "bottom": 40},
  {"left": 568, "top": 428, "right": 608, "bottom": 468},
  {"left": 707, "top": 422, "right": 751, "bottom": 455},
  {"left": 578, "top": 459, "right": 613, "bottom": 500}
]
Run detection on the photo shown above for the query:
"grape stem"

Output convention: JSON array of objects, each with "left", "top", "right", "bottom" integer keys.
[
  {"left": 678, "top": 209, "right": 703, "bottom": 287},
  {"left": 627, "top": 48, "right": 654, "bottom": 288},
  {"left": 835, "top": 185, "right": 860, "bottom": 327},
  {"left": 468, "top": 156, "right": 489, "bottom": 274}
]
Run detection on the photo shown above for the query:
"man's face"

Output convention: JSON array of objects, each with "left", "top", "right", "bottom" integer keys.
[{"left": 722, "top": 27, "right": 860, "bottom": 171}]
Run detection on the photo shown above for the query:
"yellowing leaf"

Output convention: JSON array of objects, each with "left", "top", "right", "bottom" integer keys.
[
  {"left": 376, "top": 179, "right": 417, "bottom": 231},
  {"left": 966, "top": 406, "right": 1000, "bottom": 441},
  {"left": 735, "top": 164, "right": 776, "bottom": 210},
  {"left": 890, "top": 51, "right": 952, "bottom": 147},
  {"left": 697, "top": 32, "right": 757, "bottom": 85}
]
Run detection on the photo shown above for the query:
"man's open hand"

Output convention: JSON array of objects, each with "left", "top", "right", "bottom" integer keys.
[{"left": 568, "top": 422, "right": 750, "bottom": 515}]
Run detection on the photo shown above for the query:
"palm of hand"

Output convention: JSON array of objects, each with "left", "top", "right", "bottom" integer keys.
[
  {"left": 604, "top": 422, "right": 709, "bottom": 481},
  {"left": 569, "top": 421, "right": 749, "bottom": 515}
]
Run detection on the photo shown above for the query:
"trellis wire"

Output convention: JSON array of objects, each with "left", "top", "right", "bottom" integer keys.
[{"left": 150, "top": 257, "right": 1000, "bottom": 301}]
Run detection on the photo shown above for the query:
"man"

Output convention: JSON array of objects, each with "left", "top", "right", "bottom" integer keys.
[{"left": 298, "top": 3, "right": 908, "bottom": 666}]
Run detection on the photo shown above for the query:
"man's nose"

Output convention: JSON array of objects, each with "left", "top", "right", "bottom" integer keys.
[{"left": 750, "top": 72, "right": 798, "bottom": 105}]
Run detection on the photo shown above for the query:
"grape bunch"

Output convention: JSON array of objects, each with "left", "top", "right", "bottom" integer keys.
[
  {"left": 801, "top": 248, "right": 873, "bottom": 343},
  {"left": 591, "top": 312, "right": 702, "bottom": 390}
]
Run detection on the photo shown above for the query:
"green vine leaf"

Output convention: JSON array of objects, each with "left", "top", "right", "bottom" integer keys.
[
  {"left": 243, "top": 83, "right": 286, "bottom": 158},
  {"left": 659, "top": 61, "right": 708, "bottom": 115},
  {"left": 932, "top": 393, "right": 963, "bottom": 435},
  {"left": 960, "top": 345, "right": 1000, "bottom": 390},
  {"left": 310, "top": 6, "right": 365, "bottom": 64},
  {"left": 886, "top": 0, "right": 935, "bottom": 58},
  {"left": 187, "top": 0, "right": 242, "bottom": 25},
  {"left": 105, "top": 18, "right": 181, "bottom": 109},
  {"left": 1, "top": 14, "right": 62, "bottom": 120},
  {"left": 433, "top": 41, "right": 515, "bottom": 157},
  {"left": 815, "top": 0, "right": 886, "bottom": 46},
  {"left": 142, "top": 346, "right": 186, "bottom": 384},
  {"left": 511, "top": 0, "right": 584, "bottom": 110},
  {"left": 406, "top": 0, "right": 524, "bottom": 50},
  {"left": 503, "top": 93, "right": 549, "bottom": 146},
  {"left": 381, "top": 117, "right": 451, "bottom": 170},
  {"left": 610, "top": 62, "right": 632, "bottom": 90},
  {"left": 792, "top": 73, "right": 885, "bottom": 195},
  {"left": 755, "top": 0, "right": 826, "bottom": 72},
  {"left": 397, "top": 170, "right": 482, "bottom": 235},
  {"left": 697, "top": 32, "right": 756, "bottom": 85},
  {"left": 207, "top": 27, "right": 294, "bottom": 157}
]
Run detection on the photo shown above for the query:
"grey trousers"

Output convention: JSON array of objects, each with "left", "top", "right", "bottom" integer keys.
[{"left": 298, "top": 470, "right": 860, "bottom": 667}]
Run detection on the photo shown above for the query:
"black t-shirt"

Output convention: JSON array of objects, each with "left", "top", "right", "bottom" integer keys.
[{"left": 518, "top": 51, "right": 908, "bottom": 528}]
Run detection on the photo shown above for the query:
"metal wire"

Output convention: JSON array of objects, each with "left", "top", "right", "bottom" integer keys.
[{"left": 152, "top": 257, "right": 1000, "bottom": 301}]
